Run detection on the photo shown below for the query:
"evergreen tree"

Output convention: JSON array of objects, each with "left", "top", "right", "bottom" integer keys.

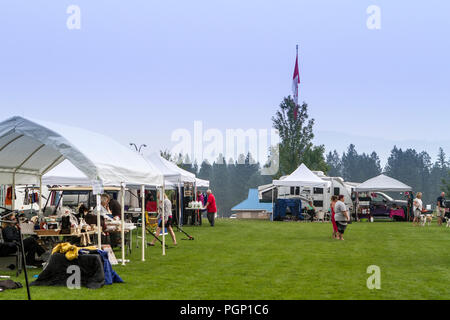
[
  {"left": 198, "top": 160, "right": 212, "bottom": 181},
  {"left": 326, "top": 150, "right": 342, "bottom": 177},
  {"left": 272, "top": 96, "right": 315, "bottom": 177},
  {"left": 341, "top": 144, "right": 381, "bottom": 182}
]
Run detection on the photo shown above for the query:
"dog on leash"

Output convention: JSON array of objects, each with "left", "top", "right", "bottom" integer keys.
[{"left": 420, "top": 214, "right": 433, "bottom": 227}]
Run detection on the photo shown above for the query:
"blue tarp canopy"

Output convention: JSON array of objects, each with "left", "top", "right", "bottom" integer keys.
[{"left": 232, "top": 189, "right": 273, "bottom": 213}]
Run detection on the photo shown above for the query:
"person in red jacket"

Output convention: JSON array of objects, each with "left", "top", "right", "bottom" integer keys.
[{"left": 204, "top": 189, "right": 217, "bottom": 227}]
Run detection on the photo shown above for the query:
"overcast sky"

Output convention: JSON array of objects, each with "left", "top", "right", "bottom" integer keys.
[{"left": 0, "top": 0, "right": 449, "bottom": 166}]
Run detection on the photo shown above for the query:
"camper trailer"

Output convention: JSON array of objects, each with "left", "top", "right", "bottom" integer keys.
[
  {"left": 274, "top": 174, "right": 354, "bottom": 214},
  {"left": 258, "top": 170, "right": 354, "bottom": 218}
]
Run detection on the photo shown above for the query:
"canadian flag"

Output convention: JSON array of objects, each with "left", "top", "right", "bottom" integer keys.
[{"left": 292, "top": 49, "right": 300, "bottom": 119}]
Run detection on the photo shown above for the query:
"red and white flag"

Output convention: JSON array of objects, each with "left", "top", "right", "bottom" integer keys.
[{"left": 292, "top": 48, "right": 300, "bottom": 119}]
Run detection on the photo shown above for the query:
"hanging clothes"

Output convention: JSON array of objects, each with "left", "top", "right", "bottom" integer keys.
[{"left": 5, "top": 187, "right": 12, "bottom": 206}]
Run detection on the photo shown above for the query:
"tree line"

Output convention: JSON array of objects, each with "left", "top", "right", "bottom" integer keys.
[{"left": 327, "top": 145, "right": 450, "bottom": 205}]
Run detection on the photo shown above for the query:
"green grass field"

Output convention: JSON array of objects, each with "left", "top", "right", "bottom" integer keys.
[{"left": 1, "top": 219, "right": 449, "bottom": 300}]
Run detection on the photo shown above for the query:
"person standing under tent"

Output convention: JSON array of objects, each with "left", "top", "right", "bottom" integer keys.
[
  {"left": 334, "top": 195, "right": 349, "bottom": 241},
  {"left": 330, "top": 196, "right": 338, "bottom": 239},
  {"left": 436, "top": 192, "right": 446, "bottom": 226},
  {"left": 107, "top": 194, "right": 122, "bottom": 218},
  {"left": 412, "top": 192, "right": 423, "bottom": 226},
  {"left": 149, "top": 192, "right": 177, "bottom": 246},
  {"left": 197, "top": 191, "right": 204, "bottom": 225},
  {"left": 204, "top": 189, "right": 217, "bottom": 227}
]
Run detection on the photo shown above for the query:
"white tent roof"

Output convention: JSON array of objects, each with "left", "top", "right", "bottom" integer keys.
[
  {"left": 195, "top": 178, "right": 210, "bottom": 188},
  {"left": 0, "top": 116, "right": 163, "bottom": 186},
  {"left": 273, "top": 163, "right": 328, "bottom": 187},
  {"left": 43, "top": 160, "right": 94, "bottom": 186},
  {"left": 146, "top": 153, "right": 196, "bottom": 184},
  {"left": 355, "top": 174, "right": 412, "bottom": 192}
]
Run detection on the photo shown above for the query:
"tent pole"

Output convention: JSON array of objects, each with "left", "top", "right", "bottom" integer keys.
[
  {"left": 162, "top": 182, "right": 166, "bottom": 256},
  {"left": 39, "top": 175, "right": 42, "bottom": 214},
  {"left": 121, "top": 184, "right": 126, "bottom": 265},
  {"left": 194, "top": 181, "right": 198, "bottom": 221},
  {"left": 178, "top": 179, "right": 182, "bottom": 230},
  {"left": 356, "top": 192, "right": 359, "bottom": 221},
  {"left": 96, "top": 194, "right": 101, "bottom": 249},
  {"left": 141, "top": 184, "right": 145, "bottom": 261}
]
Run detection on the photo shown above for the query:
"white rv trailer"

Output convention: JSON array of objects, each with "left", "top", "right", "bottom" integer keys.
[{"left": 259, "top": 172, "right": 355, "bottom": 215}]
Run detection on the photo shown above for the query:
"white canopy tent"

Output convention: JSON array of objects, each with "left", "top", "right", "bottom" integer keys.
[
  {"left": 195, "top": 178, "right": 210, "bottom": 188},
  {"left": 354, "top": 174, "right": 412, "bottom": 221},
  {"left": 273, "top": 164, "right": 328, "bottom": 188},
  {"left": 145, "top": 153, "right": 210, "bottom": 227},
  {"left": 270, "top": 164, "right": 328, "bottom": 221},
  {"left": 0, "top": 116, "right": 164, "bottom": 263},
  {"left": 355, "top": 174, "right": 412, "bottom": 192}
]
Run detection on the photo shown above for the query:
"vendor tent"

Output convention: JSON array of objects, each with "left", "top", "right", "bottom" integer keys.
[
  {"left": 0, "top": 116, "right": 163, "bottom": 186},
  {"left": 273, "top": 163, "right": 328, "bottom": 187},
  {"left": 355, "top": 174, "right": 412, "bottom": 192},
  {"left": 0, "top": 116, "right": 164, "bottom": 262},
  {"left": 145, "top": 153, "right": 210, "bottom": 227},
  {"left": 195, "top": 178, "right": 210, "bottom": 188},
  {"left": 146, "top": 152, "right": 196, "bottom": 185}
]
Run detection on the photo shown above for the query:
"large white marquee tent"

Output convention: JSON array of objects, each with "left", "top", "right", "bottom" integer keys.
[{"left": 0, "top": 116, "right": 165, "bottom": 262}]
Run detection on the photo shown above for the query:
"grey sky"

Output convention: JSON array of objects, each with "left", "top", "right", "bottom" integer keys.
[{"left": 0, "top": 0, "right": 449, "bottom": 166}]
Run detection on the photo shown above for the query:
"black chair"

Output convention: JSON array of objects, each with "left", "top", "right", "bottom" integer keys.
[{"left": 0, "top": 227, "right": 22, "bottom": 276}]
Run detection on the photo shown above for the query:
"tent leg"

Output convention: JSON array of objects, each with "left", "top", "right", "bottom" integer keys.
[
  {"left": 141, "top": 184, "right": 145, "bottom": 262},
  {"left": 96, "top": 194, "right": 102, "bottom": 249},
  {"left": 39, "top": 175, "right": 43, "bottom": 214},
  {"left": 121, "top": 184, "right": 126, "bottom": 265},
  {"left": 162, "top": 182, "right": 166, "bottom": 256},
  {"left": 178, "top": 181, "right": 182, "bottom": 230}
]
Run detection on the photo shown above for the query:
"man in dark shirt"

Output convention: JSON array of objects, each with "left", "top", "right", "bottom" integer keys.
[
  {"left": 105, "top": 194, "right": 122, "bottom": 248},
  {"left": 108, "top": 196, "right": 122, "bottom": 218},
  {"left": 437, "top": 192, "right": 446, "bottom": 226},
  {"left": 2, "top": 215, "right": 45, "bottom": 266}
]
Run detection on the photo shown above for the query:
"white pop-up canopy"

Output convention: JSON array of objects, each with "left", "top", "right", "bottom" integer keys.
[
  {"left": 146, "top": 152, "right": 196, "bottom": 185},
  {"left": 273, "top": 163, "right": 328, "bottom": 187},
  {"left": 195, "top": 178, "right": 210, "bottom": 188},
  {"left": 0, "top": 116, "right": 165, "bottom": 262},
  {"left": 355, "top": 174, "right": 412, "bottom": 192}
]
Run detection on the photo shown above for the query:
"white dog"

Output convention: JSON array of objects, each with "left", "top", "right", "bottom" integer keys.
[
  {"left": 420, "top": 214, "right": 432, "bottom": 227},
  {"left": 445, "top": 217, "right": 450, "bottom": 228}
]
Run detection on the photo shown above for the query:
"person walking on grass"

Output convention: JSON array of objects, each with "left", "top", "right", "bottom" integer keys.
[
  {"left": 334, "top": 195, "right": 349, "bottom": 241},
  {"left": 436, "top": 192, "right": 446, "bottom": 226},
  {"left": 204, "top": 189, "right": 217, "bottom": 227},
  {"left": 149, "top": 192, "right": 177, "bottom": 246},
  {"left": 330, "top": 195, "right": 338, "bottom": 239},
  {"left": 412, "top": 192, "right": 423, "bottom": 226}
]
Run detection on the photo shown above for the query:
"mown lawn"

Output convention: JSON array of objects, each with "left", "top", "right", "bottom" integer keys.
[{"left": 1, "top": 219, "right": 449, "bottom": 300}]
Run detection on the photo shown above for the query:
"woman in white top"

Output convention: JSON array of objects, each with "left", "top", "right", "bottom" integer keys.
[
  {"left": 412, "top": 192, "right": 423, "bottom": 226},
  {"left": 149, "top": 192, "right": 177, "bottom": 246}
]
